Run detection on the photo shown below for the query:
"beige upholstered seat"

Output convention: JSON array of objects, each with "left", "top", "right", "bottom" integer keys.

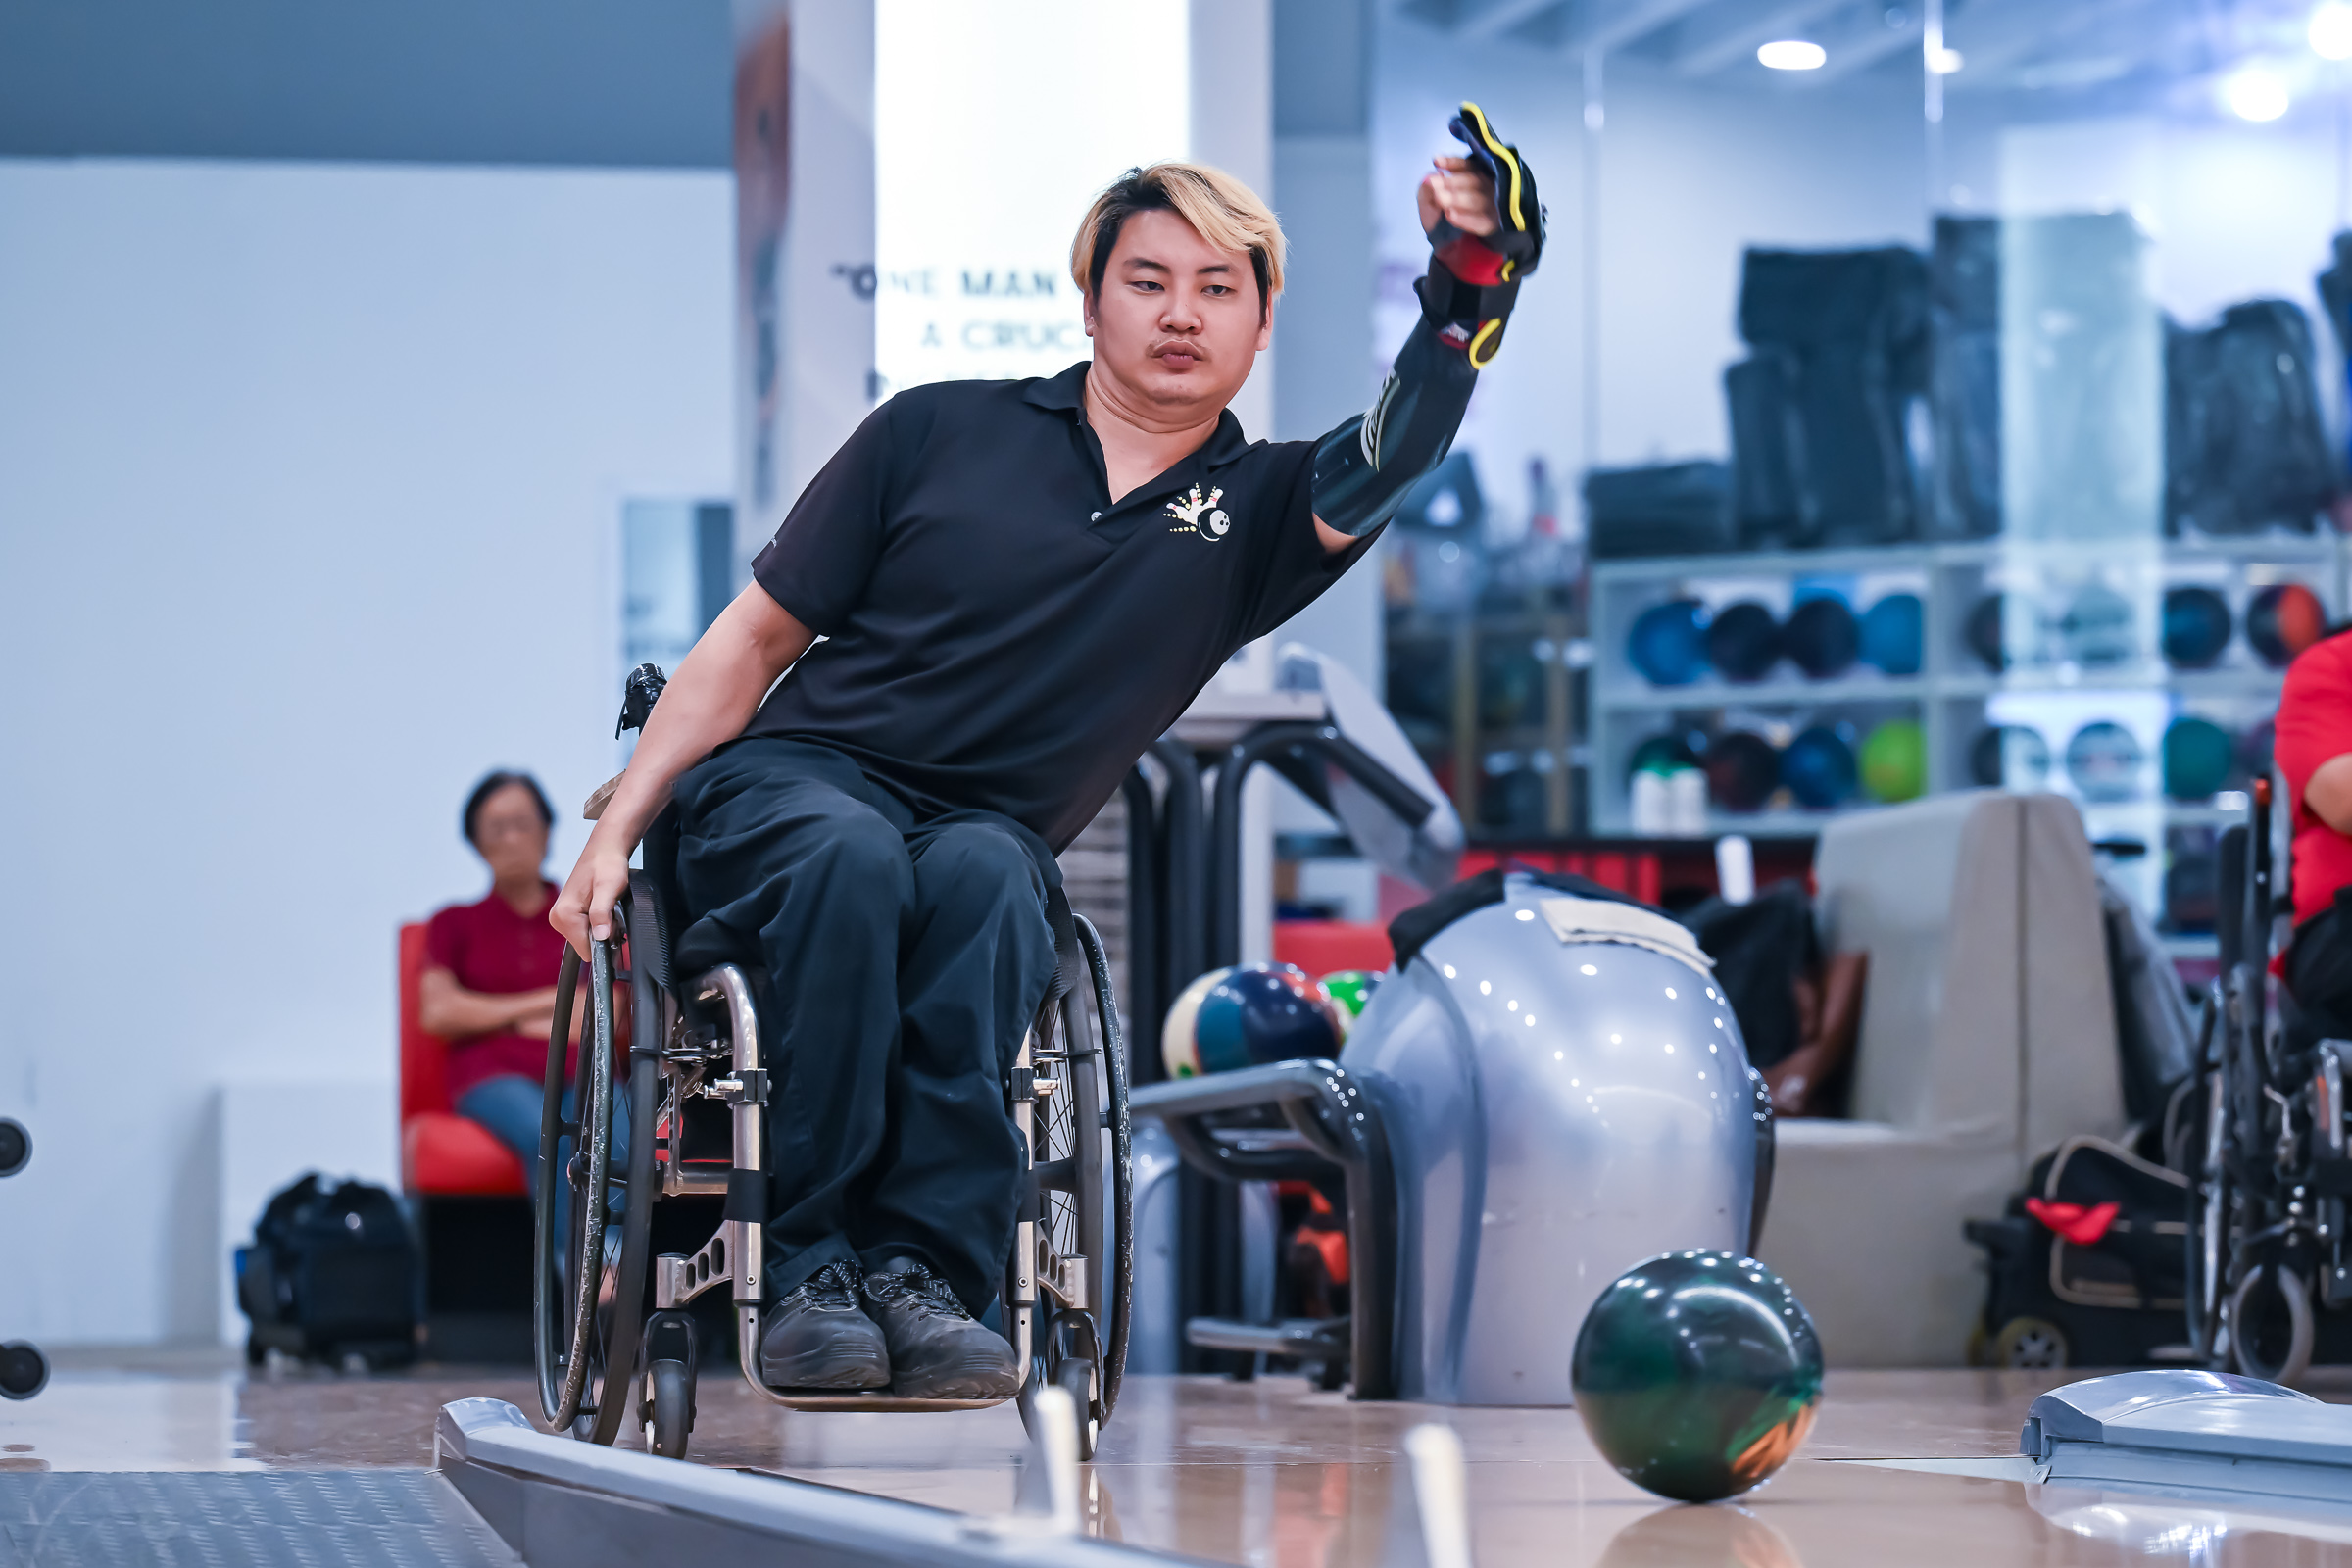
[{"left": 1756, "top": 791, "right": 2126, "bottom": 1366}]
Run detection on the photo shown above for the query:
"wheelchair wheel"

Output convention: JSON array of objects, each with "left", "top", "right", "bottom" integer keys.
[
  {"left": 2230, "top": 1261, "right": 2315, "bottom": 1384},
  {"left": 1989, "top": 1315, "right": 2069, "bottom": 1370},
  {"left": 533, "top": 902, "right": 662, "bottom": 1446},
  {"left": 2182, "top": 1000, "right": 2231, "bottom": 1365},
  {"left": 1020, "top": 914, "right": 1132, "bottom": 1462}
]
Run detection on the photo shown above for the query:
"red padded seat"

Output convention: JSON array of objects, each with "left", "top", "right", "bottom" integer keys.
[
  {"left": 399, "top": 922, "right": 528, "bottom": 1196},
  {"left": 1273, "top": 919, "right": 1395, "bottom": 979}
]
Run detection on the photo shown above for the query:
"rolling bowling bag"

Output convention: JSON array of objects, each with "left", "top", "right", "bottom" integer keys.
[
  {"left": 1963, "top": 1136, "right": 2189, "bottom": 1370},
  {"left": 236, "top": 1173, "right": 419, "bottom": 1369}
]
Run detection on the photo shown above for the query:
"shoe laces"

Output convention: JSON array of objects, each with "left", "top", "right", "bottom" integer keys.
[
  {"left": 864, "top": 1261, "right": 968, "bottom": 1320},
  {"left": 782, "top": 1259, "right": 864, "bottom": 1312}
]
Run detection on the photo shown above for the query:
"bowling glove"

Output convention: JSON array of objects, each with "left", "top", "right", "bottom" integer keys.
[{"left": 1312, "top": 102, "right": 1545, "bottom": 539}]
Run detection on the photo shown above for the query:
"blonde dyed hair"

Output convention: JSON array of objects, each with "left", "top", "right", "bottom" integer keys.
[{"left": 1070, "top": 162, "right": 1287, "bottom": 316}]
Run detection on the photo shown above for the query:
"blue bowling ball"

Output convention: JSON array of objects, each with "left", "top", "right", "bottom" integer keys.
[
  {"left": 1194, "top": 963, "right": 1343, "bottom": 1073},
  {"left": 1629, "top": 599, "right": 1709, "bottom": 687},
  {"left": 1860, "top": 593, "right": 1925, "bottom": 676},
  {"left": 1704, "top": 601, "right": 1782, "bottom": 683},
  {"left": 1780, "top": 725, "right": 1859, "bottom": 810},
  {"left": 2161, "top": 586, "right": 2232, "bottom": 670}
]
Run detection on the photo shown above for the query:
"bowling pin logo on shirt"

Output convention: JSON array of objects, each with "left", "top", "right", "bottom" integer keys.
[{"left": 1165, "top": 484, "right": 1231, "bottom": 541}]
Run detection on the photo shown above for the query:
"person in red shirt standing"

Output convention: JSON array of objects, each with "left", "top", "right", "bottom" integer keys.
[
  {"left": 420, "top": 772, "right": 618, "bottom": 1202},
  {"left": 2269, "top": 631, "right": 2352, "bottom": 1039}
]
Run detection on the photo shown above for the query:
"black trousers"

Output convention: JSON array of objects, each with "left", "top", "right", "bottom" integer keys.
[
  {"left": 2289, "top": 893, "right": 2352, "bottom": 1050},
  {"left": 669, "top": 738, "right": 1059, "bottom": 1313}
]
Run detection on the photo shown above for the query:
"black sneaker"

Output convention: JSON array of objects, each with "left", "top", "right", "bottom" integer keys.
[
  {"left": 863, "top": 1258, "right": 1020, "bottom": 1399},
  {"left": 760, "top": 1260, "right": 890, "bottom": 1390}
]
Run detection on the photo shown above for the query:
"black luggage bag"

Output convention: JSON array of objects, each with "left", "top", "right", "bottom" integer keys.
[
  {"left": 1964, "top": 1136, "right": 2188, "bottom": 1370},
  {"left": 236, "top": 1174, "right": 419, "bottom": 1369}
]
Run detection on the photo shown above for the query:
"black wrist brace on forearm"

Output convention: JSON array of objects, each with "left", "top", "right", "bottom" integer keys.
[
  {"left": 1310, "top": 316, "right": 1480, "bottom": 540},
  {"left": 1310, "top": 101, "right": 1544, "bottom": 540}
]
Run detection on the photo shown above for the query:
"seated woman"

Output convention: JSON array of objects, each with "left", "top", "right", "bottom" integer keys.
[{"left": 419, "top": 770, "right": 621, "bottom": 1202}]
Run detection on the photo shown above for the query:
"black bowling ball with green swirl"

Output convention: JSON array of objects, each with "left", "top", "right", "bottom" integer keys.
[{"left": 1570, "top": 1250, "right": 1825, "bottom": 1502}]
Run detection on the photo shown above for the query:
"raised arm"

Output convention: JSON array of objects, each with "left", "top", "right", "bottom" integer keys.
[
  {"left": 551, "top": 583, "right": 817, "bottom": 955},
  {"left": 1310, "top": 102, "right": 1544, "bottom": 553}
]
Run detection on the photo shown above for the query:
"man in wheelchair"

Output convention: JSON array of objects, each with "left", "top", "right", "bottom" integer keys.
[{"left": 551, "top": 114, "right": 1539, "bottom": 1398}]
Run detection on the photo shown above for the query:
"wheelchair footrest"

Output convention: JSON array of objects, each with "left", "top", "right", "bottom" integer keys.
[{"left": 1185, "top": 1314, "right": 1349, "bottom": 1361}]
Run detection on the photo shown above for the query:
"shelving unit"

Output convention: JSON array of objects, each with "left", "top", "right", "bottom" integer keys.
[
  {"left": 1386, "top": 604, "right": 1581, "bottom": 839},
  {"left": 1589, "top": 532, "right": 2346, "bottom": 929}
]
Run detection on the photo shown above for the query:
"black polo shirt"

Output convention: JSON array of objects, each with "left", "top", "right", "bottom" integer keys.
[{"left": 741, "top": 360, "right": 1375, "bottom": 852}]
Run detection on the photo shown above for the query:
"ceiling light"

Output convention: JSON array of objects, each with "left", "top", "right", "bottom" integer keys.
[
  {"left": 2225, "top": 66, "right": 2290, "bottom": 121},
  {"left": 2315, "top": 2, "right": 2352, "bottom": 59},
  {"left": 1929, "top": 45, "right": 1964, "bottom": 74},
  {"left": 1758, "top": 39, "right": 1827, "bottom": 70}
]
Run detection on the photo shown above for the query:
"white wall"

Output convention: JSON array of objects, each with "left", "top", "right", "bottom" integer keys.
[{"left": 0, "top": 158, "right": 732, "bottom": 1344}]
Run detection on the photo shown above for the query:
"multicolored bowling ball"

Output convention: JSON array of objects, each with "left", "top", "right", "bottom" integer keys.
[
  {"left": 1702, "top": 731, "right": 1781, "bottom": 814},
  {"left": 2163, "top": 716, "right": 2234, "bottom": 802},
  {"left": 1784, "top": 595, "right": 1859, "bottom": 679},
  {"left": 2161, "top": 585, "right": 2233, "bottom": 669},
  {"left": 1858, "top": 718, "right": 1927, "bottom": 804},
  {"left": 1159, "top": 966, "right": 1233, "bottom": 1079},
  {"left": 2066, "top": 720, "right": 2144, "bottom": 804},
  {"left": 1704, "top": 601, "right": 1782, "bottom": 683},
  {"left": 1780, "top": 724, "right": 1858, "bottom": 810},
  {"left": 1859, "top": 592, "right": 1925, "bottom": 675},
  {"left": 2247, "top": 582, "right": 2327, "bottom": 668},
  {"left": 1629, "top": 599, "right": 1709, "bottom": 687},
  {"left": 1969, "top": 724, "right": 2050, "bottom": 790},
  {"left": 1193, "top": 963, "right": 1342, "bottom": 1073},
  {"left": 1318, "top": 970, "right": 1384, "bottom": 1039},
  {"left": 1570, "top": 1250, "right": 1825, "bottom": 1503}
]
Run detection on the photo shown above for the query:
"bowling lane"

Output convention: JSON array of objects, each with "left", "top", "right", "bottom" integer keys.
[{"left": 16, "top": 1360, "right": 2352, "bottom": 1562}]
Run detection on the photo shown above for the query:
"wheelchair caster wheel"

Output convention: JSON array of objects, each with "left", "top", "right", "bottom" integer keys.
[
  {"left": 1054, "top": 1359, "right": 1099, "bottom": 1462},
  {"left": 645, "top": 1359, "right": 693, "bottom": 1459},
  {"left": 2230, "top": 1262, "right": 2315, "bottom": 1385}
]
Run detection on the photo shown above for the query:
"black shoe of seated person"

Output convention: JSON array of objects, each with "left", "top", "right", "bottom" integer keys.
[
  {"left": 760, "top": 1260, "right": 890, "bottom": 1390},
  {"left": 863, "top": 1257, "right": 1020, "bottom": 1399}
]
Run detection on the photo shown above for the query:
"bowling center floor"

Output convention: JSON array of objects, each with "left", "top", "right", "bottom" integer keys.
[{"left": 14, "top": 1351, "right": 2352, "bottom": 1565}]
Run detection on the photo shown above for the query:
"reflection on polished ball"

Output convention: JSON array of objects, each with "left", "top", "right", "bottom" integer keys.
[{"left": 1570, "top": 1250, "right": 1824, "bottom": 1502}]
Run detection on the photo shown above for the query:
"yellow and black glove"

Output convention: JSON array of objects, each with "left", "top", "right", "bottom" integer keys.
[{"left": 1313, "top": 103, "right": 1544, "bottom": 538}]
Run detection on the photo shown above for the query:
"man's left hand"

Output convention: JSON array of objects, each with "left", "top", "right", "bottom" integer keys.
[{"left": 1418, "top": 155, "right": 1499, "bottom": 240}]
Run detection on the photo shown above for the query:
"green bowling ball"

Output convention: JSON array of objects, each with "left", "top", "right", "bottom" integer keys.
[
  {"left": 1318, "top": 970, "right": 1383, "bottom": 1039},
  {"left": 1858, "top": 717, "right": 1927, "bottom": 804},
  {"left": 1571, "top": 1250, "right": 1824, "bottom": 1503}
]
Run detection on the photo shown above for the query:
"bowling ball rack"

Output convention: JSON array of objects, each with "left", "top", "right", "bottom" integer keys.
[{"left": 1588, "top": 536, "right": 2340, "bottom": 856}]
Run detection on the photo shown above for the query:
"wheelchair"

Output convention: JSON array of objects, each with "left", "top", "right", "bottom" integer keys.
[
  {"left": 2182, "top": 774, "right": 2352, "bottom": 1382},
  {"left": 533, "top": 666, "right": 1133, "bottom": 1460}
]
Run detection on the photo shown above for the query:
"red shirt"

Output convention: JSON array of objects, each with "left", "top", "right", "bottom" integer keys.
[
  {"left": 424, "top": 884, "right": 573, "bottom": 1101},
  {"left": 2273, "top": 633, "right": 2352, "bottom": 926}
]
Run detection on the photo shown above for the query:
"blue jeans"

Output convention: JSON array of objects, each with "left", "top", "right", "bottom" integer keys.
[{"left": 458, "top": 1073, "right": 632, "bottom": 1249}]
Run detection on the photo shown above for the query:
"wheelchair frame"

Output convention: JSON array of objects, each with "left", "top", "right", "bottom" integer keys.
[
  {"left": 2183, "top": 774, "right": 2352, "bottom": 1382},
  {"left": 531, "top": 671, "right": 1133, "bottom": 1460}
]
